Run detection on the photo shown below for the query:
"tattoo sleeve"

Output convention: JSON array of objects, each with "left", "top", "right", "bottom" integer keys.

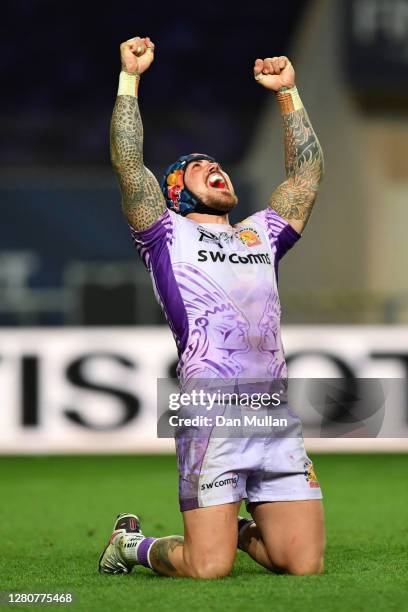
[
  {"left": 149, "top": 536, "right": 184, "bottom": 576},
  {"left": 110, "top": 95, "right": 166, "bottom": 231},
  {"left": 269, "top": 104, "right": 324, "bottom": 233}
]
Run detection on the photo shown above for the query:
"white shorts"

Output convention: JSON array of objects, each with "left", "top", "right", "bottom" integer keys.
[{"left": 175, "top": 404, "right": 323, "bottom": 511}]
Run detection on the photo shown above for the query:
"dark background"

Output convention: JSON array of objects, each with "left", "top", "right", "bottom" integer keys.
[
  {"left": 2, "top": 0, "right": 308, "bottom": 166},
  {"left": 1, "top": 1, "right": 308, "bottom": 325}
]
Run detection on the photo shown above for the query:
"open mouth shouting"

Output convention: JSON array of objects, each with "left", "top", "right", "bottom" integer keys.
[{"left": 207, "top": 172, "right": 228, "bottom": 191}]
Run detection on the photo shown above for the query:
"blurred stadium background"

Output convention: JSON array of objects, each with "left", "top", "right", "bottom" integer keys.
[
  {"left": 2, "top": 0, "right": 408, "bottom": 450},
  {"left": 1, "top": 0, "right": 408, "bottom": 609}
]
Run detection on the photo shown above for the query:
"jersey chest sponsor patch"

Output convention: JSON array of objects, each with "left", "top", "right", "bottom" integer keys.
[
  {"left": 196, "top": 225, "right": 263, "bottom": 248},
  {"left": 196, "top": 226, "right": 234, "bottom": 248},
  {"left": 197, "top": 249, "right": 271, "bottom": 265},
  {"left": 192, "top": 225, "right": 269, "bottom": 265}
]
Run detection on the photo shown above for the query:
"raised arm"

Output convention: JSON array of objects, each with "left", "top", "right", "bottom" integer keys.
[
  {"left": 111, "top": 36, "right": 166, "bottom": 231},
  {"left": 254, "top": 56, "right": 324, "bottom": 234}
]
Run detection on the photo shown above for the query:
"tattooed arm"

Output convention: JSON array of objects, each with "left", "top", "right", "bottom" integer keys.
[
  {"left": 254, "top": 56, "right": 324, "bottom": 234},
  {"left": 110, "top": 96, "right": 166, "bottom": 230},
  {"left": 111, "top": 36, "right": 166, "bottom": 231},
  {"left": 268, "top": 101, "right": 324, "bottom": 234}
]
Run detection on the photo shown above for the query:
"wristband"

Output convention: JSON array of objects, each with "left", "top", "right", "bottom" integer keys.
[
  {"left": 275, "top": 86, "right": 303, "bottom": 115},
  {"left": 117, "top": 71, "right": 140, "bottom": 97}
]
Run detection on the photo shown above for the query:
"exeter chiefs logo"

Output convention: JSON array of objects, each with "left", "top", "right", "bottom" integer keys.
[
  {"left": 304, "top": 461, "right": 320, "bottom": 489},
  {"left": 237, "top": 227, "right": 262, "bottom": 247}
]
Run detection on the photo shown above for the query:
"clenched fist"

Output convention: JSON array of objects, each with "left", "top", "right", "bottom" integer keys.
[
  {"left": 120, "top": 36, "right": 155, "bottom": 75},
  {"left": 254, "top": 56, "right": 295, "bottom": 91}
]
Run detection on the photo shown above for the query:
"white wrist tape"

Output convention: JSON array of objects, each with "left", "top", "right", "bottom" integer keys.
[
  {"left": 286, "top": 87, "right": 303, "bottom": 111},
  {"left": 276, "top": 86, "right": 303, "bottom": 114},
  {"left": 117, "top": 71, "right": 140, "bottom": 97}
]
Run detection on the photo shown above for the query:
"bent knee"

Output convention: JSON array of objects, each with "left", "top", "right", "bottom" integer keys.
[
  {"left": 274, "top": 556, "right": 324, "bottom": 576},
  {"left": 189, "top": 557, "right": 234, "bottom": 579}
]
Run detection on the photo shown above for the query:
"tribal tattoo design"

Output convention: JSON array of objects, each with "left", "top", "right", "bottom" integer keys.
[
  {"left": 149, "top": 536, "right": 184, "bottom": 575},
  {"left": 110, "top": 96, "right": 166, "bottom": 230},
  {"left": 269, "top": 107, "right": 324, "bottom": 231}
]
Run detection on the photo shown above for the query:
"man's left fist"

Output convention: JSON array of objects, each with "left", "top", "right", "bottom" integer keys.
[{"left": 253, "top": 56, "right": 295, "bottom": 91}]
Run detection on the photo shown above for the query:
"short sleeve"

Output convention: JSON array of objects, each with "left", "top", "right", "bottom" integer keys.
[
  {"left": 129, "top": 209, "right": 174, "bottom": 270},
  {"left": 244, "top": 208, "right": 301, "bottom": 261}
]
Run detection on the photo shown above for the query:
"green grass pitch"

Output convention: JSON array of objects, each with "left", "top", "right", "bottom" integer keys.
[{"left": 1, "top": 454, "right": 407, "bottom": 612}]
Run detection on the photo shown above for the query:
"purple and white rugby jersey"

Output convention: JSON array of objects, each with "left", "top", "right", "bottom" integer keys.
[{"left": 130, "top": 208, "right": 300, "bottom": 385}]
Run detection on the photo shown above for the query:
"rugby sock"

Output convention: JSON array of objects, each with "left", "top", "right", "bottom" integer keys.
[
  {"left": 237, "top": 517, "right": 255, "bottom": 550},
  {"left": 120, "top": 533, "right": 157, "bottom": 569},
  {"left": 136, "top": 537, "right": 157, "bottom": 569}
]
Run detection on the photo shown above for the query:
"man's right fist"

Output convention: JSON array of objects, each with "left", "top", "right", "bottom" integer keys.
[{"left": 120, "top": 36, "right": 155, "bottom": 75}]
